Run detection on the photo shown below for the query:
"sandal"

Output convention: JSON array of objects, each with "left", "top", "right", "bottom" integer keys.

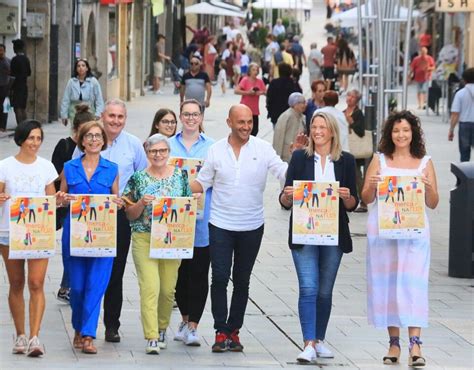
[
  {"left": 383, "top": 336, "right": 400, "bottom": 365},
  {"left": 408, "top": 336, "right": 426, "bottom": 367},
  {"left": 73, "top": 332, "right": 83, "bottom": 349},
  {"left": 82, "top": 336, "right": 97, "bottom": 354}
]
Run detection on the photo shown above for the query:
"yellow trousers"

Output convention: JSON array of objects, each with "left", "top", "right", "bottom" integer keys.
[{"left": 131, "top": 232, "right": 181, "bottom": 339}]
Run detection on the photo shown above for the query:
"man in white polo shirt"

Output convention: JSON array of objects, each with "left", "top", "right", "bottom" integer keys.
[{"left": 191, "top": 104, "right": 287, "bottom": 353}]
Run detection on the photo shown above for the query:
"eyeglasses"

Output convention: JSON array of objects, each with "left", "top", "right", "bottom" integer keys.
[
  {"left": 84, "top": 133, "right": 103, "bottom": 141},
  {"left": 181, "top": 112, "right": 201, "bottom": 119},
  {"left": 160, "top": 120, "right": 177, "bottom": 126},
  {"left": 148, "top": 148, "right": 169, "bottom": 156}
]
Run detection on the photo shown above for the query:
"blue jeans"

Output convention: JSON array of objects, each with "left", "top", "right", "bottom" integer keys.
[
  {"left": 459, "top": 122, "right": 474, "bottom": 162},
  {"left": 209, "top": 223, "right": 264, "bottom": 333},
  {"left": 291, "top": 244, "right": 343, "bottom": 341}
]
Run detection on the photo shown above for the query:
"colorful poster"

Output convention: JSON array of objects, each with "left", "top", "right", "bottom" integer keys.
[
  {"left": 169, "top": 157, "right": 205, "bottom": 219},
  {"left": 377, "top": 176, "right": 426, "bottom": 239},
  {"left": 70, "top": 195, "right": 117, "bottom": 257},
  {"left": 9, "top": 196, "right": 56, "bottom": 259},
  {"left": 292, "top": 181, "right": 339, "bottom": 246},
  {"left": 150, "top": 197, "right": 197, "bottom": 259}
]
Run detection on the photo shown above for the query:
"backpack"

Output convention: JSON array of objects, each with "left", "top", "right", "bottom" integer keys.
[{"left": 274, "top": 50, "right": 283, "bottom": 64}]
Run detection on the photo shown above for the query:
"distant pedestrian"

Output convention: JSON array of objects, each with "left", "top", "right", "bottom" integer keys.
[
  {"left": 272, "top": 18, "right": 286, "bottom": 37},
  {"left": 335, "top": 38, "right": 357, "bottom": 94},
  {"left": 305, "top": 80, "right": 326, "bottom": 133},
  {"left": 273, "top": 92, "right": 306, "bottom": 163},
  {"left": 290, "top": 36, "right": 306, "bottom": 73},
  {"left": 321, "top": 37, "right": 338, "bottom": 89},
  {"left": 267, "top": 63, "right": 302, "bottom": 126},
  {"left": 0, "top": 43, "right": 10, "bottom": 132},
  {"left": 234, "top": 63, "right": 266, "bottom": 136},
  {"left": 410, "top": 47, "right": 435, "bottom": 110},
  {"left": 180, "top": 55, "right": 212, "bottom": 109},
  {"left": 217, "top": 61, "right": 227, "bottom": 95},
  {"left": 315, "top": 91, "right": 350, "bottom": 151},
  {"left": 60, "top": 58, "right": 104, "bottom": 126},
  {"left": 203, "top": 35, "right": 217, "bottom": 81},
  {"left": 307, "top": 43, "right": 323, "bottom": 88},
  {"left": 153, "top": 34, "right": 171, "bottom": 95},
  {"left": 362, "top": 111, "right": 439, "bottom": 368},
  {"left": 10, "top": 39, "right": 31, "bottom": 125},
  {"left": 448, "top": 67, "right": 474, "bottom": 162}
]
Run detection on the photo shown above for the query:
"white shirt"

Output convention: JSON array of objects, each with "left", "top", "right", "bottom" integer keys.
[
  {"left": 308, "top": 49, "right": 323, "bottom": 74},
  {"left": 264, "top": 41, "right": 280, "bottom": 62},
  {"left": 451, "top": 84, "right": 474, "bottom": 122},
  {"left": 0, "top": 156, "right": 58, "bottom": 238},
  {"left": 315, "top": 106, "right": 350, "bottom": 152},
  {"left": 272, "top": 24, "right": 285, "bottom": 37},
  {"left": 196, "top": 136, "right": 288, "bottom": 231},
  {"left": 313, "top": 153, "right": 336, "bottom": 182}
]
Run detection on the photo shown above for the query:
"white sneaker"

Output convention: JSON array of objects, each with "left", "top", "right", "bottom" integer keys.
[
  {"left": 26, "top": 336, "right": 44, "bottom": 357},
  {"left": 297, "top": 343, "right": 316, "bottom": 363},
  {"left": 146, "top": 339, "right": 160, "bottom": 354},
  {"left": 12, "top": 334, "right": 28, "bottom": 354},
  {"left": 174, "top": 321, "right": 188, "bottom": 341},
  {"left": 158, "top": 330, "right": 167, "bottom": 349},
  {"left": 184, "top": 327, "right": 201, "bottom": 346},
  {"left": 315, "top": 341, "right": 334, "bottom": 358}
]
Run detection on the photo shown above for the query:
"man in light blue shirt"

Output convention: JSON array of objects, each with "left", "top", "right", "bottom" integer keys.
[
  {"left": 449, "top": 68, "right": 474, "bottom": 162},
  {"left": 168, "top": 99, "right": 214, "bottom": 347},
  {"left": 75, "top": 98, "right": 147, "bottom": 342}
]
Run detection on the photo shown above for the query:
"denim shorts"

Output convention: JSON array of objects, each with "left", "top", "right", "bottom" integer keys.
[
  {"left": 416, "top": 81, "right": 428, "bottom": 93},
  {"left": 0, "top": 235, "right": 9, "bottom": 246}
]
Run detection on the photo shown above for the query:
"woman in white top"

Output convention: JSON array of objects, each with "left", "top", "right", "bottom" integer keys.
[
  {"left": 279, "top": 112, "right": 358, "bottom": 363},
  {"left": 0, "top": 120, "right": 58, "bottom": 357}
]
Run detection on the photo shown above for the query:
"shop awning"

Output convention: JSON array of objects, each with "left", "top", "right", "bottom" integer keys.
[
  {"left": 185, "top": 0, "right": 247, "bottom": 18},
  {"left": 251, "top": 0, "right": 312, "bottom": 10}
]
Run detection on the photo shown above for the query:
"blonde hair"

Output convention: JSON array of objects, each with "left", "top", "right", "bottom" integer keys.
[{"left": 305, "top": 112, "right": 342, "bottom": 161}]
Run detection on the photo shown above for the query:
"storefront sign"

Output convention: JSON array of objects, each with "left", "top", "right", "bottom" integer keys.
[{"left": 436, "top": 0, "right": 474, "bottom": 12}]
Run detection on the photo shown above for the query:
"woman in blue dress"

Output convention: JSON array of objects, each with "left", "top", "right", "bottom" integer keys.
[{"left": 58, "top": 121, "right": 123, "bottom": 354}]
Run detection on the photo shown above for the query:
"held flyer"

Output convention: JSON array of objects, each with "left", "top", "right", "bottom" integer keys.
[
  {"left": 169, "top": 157, "right": 205, "bottom": 219},
  {"left": 70, "top": 195, "right": 117, "bottom": 257},
  {"left": 292, "top": 181, "right": 339, "bottom": 246},
  {"left": 150, "top": 197, "right": 197, "bottom": 259},
  {"left": 377, "top": 176, "right": 425, "bottom": 239},
  {"left": 9, "top": 196, "right": 56, "bottom": 259}
]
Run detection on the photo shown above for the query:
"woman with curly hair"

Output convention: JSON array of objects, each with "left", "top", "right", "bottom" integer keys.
[{"left": 361, "top": 111, "right": 439, "bottom": 367}]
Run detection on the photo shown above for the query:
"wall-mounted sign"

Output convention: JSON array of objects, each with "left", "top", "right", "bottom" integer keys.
[
  {"left": 26, "top": 12, "right": 45, "bottom": 39},
  {"left": 435, "top": 0, "right": 474, "bottom": 12}
]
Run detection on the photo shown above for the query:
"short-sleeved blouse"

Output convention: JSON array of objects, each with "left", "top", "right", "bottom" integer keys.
[{"left": 123, "top": 167, "right": 192, "bottom": 233}]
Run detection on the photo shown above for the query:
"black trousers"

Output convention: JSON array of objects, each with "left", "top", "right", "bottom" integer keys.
[
  {"left": 0, "top": 86, "right": 8, "bottom": 130},
  {"left": 251, "top": 115, "right": 259, "bottom": 137},
  {"left": 175, "top": 246, "right": 210, "bottom": 324},
  {"left": 209, "top": 223, "right": 264, "bottom": 333},
  {"left": 103, "top": 209, "right": 131, "bottom": 331}
]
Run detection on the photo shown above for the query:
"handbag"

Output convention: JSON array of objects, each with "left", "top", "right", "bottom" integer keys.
[{"left": 348, "top": 129, "right": 373, "bottom": 159}]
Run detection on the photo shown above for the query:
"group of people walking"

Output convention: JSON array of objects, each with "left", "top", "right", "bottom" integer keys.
[{"left": 0, "top": 91, "right": 439, "bottom": 368}]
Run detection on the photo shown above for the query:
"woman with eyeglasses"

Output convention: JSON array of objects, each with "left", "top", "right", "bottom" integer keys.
[
  {"left": 60, "top": 58, "right": 104, "bottom": 126},
  {"left": 122, "top": 134, "right": 192, "bottom": 355},
  {"left": 148, "top": 108, "right": 178, "bottom": 138},
  {"left": 169, "top": 99, "right": 214, "bottom": 347},
  {"left": 57, "top": 121, "right": 122, "bottom": 354}
]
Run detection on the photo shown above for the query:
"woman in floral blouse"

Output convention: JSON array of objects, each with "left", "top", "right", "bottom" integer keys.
[{"left": 122, "top": 134, "right": 191, "bottom": 355}]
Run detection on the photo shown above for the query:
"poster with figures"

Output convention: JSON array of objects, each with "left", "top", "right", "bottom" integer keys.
[
  {"left": 377, "top": 176, "right": 425, "bottom": 239},
  {"left": 169, "top": 157, "right": 205, "bottom": 219},
  {"left": 70, "top": 195, "right": 117, "bottom": 257},
  {"left": 9, "top": 196, "right": 56, "bottom": 259},
  {"left": 292, "top": 181, "right": 339, "bottom": 246},
  {"left": 150, "top": 197, "right": 197, "bottom": 259}
]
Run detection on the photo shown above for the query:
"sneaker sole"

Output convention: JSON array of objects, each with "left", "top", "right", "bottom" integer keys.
[
  {"left": 211, "top": 346, "right": 227, "bottom": 353},
  {"left": 228, "top": 347, "right": 243, "bottom": 352},
  {"left": 12, "top": 348, "right": 27, "bottom": 355},
  {"left": 297, "top": 357, "right": 313, "bottom": 363},
  {"left": 317, "top": 354, "right": 334, "bottom": 358},
  {"left": 157, "top": 343, "right": 167, "bottom": 349},
  {"left": 27, "top": 348, "right": 44, "bottom": 357},
  {"left": 146, "top": 349, "right": 160, "bottom": 355},
  {"left": 185, "top": 341, "right": 201, "bottom": 347}
]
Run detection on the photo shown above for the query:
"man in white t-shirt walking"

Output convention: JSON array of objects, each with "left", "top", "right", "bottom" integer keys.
[
  {"left": 190, "top": 105, "right": 287, "bottom": 353},
  {"left": 449, "top": 67, "right": 474, "bottom": 162},
  {"left": 307, "top": 42, "right": 323, "bottom": 88}
]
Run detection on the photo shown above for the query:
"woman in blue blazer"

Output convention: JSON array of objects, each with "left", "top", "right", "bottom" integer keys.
[{"left": 279, "top": 111, "right": 358, "bottom": 363}]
